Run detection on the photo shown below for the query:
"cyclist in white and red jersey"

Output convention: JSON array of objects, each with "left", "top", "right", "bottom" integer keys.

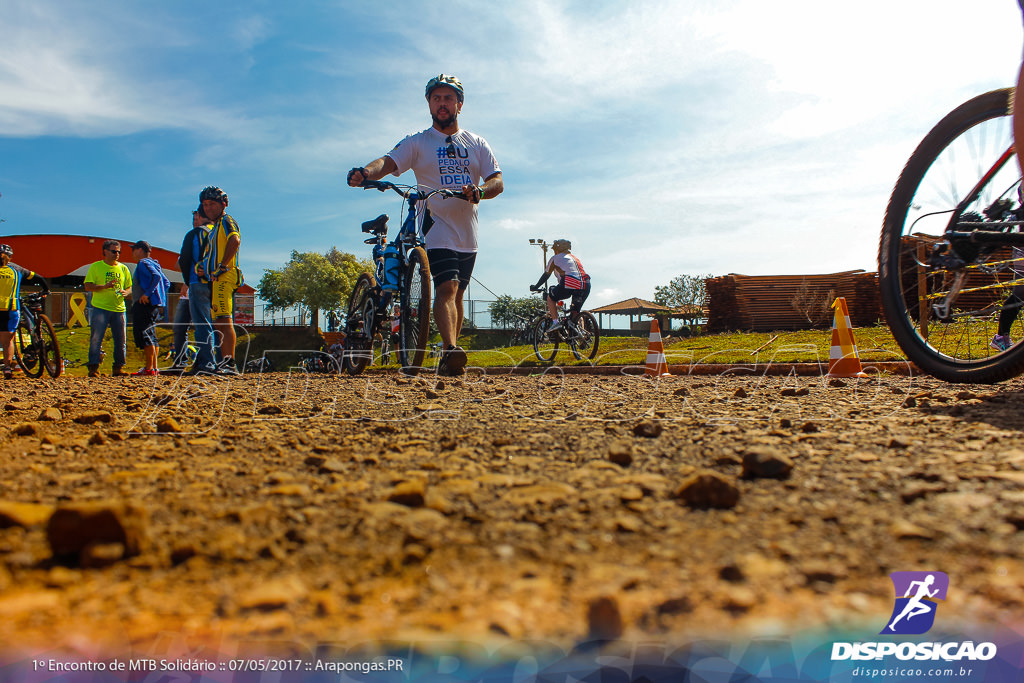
[{"left": 530, "top": 239, "right": 591, "bottom": 331}]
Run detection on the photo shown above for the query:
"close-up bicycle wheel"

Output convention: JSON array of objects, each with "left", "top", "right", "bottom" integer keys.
[
  {"left": 398, "top": 247, "right": 431, "bottom": 372},
  {"left": 38, "top": 315, "right": 62, "bottom": 378},
  {"left": 572, "top": 312, "right": 600, "bottom": 360},
  {"left": 879, "top": 87, "right": 1024, "bottom": 383},
  {"left": 13, "top": 317, "right": 43, "bottom": 378},
  {"left": 343, "top": 273, "right": 375, "bottom": 376},
  {"left": 532, "top": 316, "right": 559, "bottom": 362}
]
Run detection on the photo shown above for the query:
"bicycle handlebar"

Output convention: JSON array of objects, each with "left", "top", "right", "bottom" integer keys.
[{"left": 360, "top": 179, "right": 470, "bottom": 201}]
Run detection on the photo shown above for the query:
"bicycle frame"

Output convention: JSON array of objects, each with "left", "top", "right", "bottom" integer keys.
[
  {"left": 344, "top": 180, "right": 462, "bottom": 373},
  {"left": 14, "top": 287, "right": 62, "bottom": 378},
  {"left": 365, "top": 184, "right": 431, "bottom": 312}
]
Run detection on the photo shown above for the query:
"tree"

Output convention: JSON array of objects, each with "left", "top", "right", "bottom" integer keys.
[
  {"left": 790, "top": 281, "right": 836, "bottom": 326},
  {"left": 654, "top": 273, "right": 710, "bottom": 308},
  {"left": 488, "top": 294, "right": 546, "bottom": 329},
  {"left": 257, "top": 248, "right": 374, "bottom": 330}
]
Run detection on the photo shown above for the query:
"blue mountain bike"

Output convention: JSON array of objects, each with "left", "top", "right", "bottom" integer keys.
[{"left": 342, "top": 180, "right": 464, "bottom": 375}]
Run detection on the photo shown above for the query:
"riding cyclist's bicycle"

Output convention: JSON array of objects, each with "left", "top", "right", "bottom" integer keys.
[
  {"left": 527, "top": 292, "right": 600, "bottom": 363},
  {"left": 342, "top": 180, "right": 465, "bottom": 375},
  {"left": 878, "top": 87, "right": 1024, "bottom": 383},
  {"left": 14, "top": 283, "right": 61, "bottom": 378}
]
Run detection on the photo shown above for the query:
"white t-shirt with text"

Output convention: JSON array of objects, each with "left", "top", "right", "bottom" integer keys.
[{"left": 386, "top": 127, "right": 501, "bottom": 252}]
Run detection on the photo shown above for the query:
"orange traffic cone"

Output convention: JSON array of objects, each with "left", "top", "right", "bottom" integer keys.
[
  {"left": 827, "top": 297, "right": 868, "bottom": 378},
  {"left": 645, "top": 318, "right": 670, "bottom": 377}
]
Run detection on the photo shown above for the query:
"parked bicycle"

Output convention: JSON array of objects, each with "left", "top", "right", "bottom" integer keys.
[
  {"left": 879, "top": 87, "right": 1024, "bottom": 383},
  {"left": 298, "top": 353, "right": 337, "bottom": 374},
  {"left": 245, "top": 356, "right": 275, "bottom": 373},
  {"left": 14, "top": 283, "right": 61, "bottom": 378},
  {"left": 342, "top": 180, "right": 465, "bottom": 375},
  {"left": 527, "top": 296, "right": 600, "bottom": 363},
  {"left": 506, "top": 313, "right": 537, "bottom": 347}
]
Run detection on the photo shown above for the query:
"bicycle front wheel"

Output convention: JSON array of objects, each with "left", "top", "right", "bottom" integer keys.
[
  {"left": 572, "top": 312, "right": 600, "bottom": 360},
  {"left": 532, "top": 316, "right": 559, "bottom": 362},
  {"left": 879, "top": 88, "right": 1024, "bottom": 382},
  {"left": 39, "top": 314, "right": 62, "bottom": 378},
  {"left": 398, "top": 247, "right": 431, "bottom": 372},
  {"left": 344, "top": 273, "right": 376, "bottom": 376},
  {"left": 14, "top": 316, "right": 43, "bottom": 378}
]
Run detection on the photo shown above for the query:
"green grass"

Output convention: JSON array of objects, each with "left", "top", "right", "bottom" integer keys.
[
  {"left": 439, "top": 324, "right": 906, "bottom": 368},
  {"left": 52, "top": 323, "right": 906, "bottom": 375}
]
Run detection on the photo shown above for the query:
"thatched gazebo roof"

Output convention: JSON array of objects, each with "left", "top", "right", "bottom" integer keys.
[{"left": 588, "top": 298, "right": 702, "bottom": 329}]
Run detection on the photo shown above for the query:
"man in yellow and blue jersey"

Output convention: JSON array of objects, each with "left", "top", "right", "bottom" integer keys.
[
  {"left": 196, "top": 186, "right": 243, "bottom": 375},
  {"left": 0, "top": 244, "right": 45, "bottom": 380}
]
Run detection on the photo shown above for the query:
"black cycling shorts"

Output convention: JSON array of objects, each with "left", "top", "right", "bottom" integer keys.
[
  {"left": 0, "top": 309, "right": 20, "bottom": 334},
  {"left": 547, "top": 280, "right": 591, "bottom": 314},
  {"left": 132, "top": 302, "right": 163, "bottom": 348},
  {"left": 427, "top": 249, "right": 476, "bottom": 289}
]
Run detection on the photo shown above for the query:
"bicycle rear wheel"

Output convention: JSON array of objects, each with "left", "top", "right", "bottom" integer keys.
[
  {"left": 38, "top": 314, "right": 62, "bottom": 378},
  {"left": 532, "top": 316, "right": 559, "bottom": 362},
  {"left": 13, "top": 315, "right": 43, "bottom": 378},
  {"left": 398, "top": 247, "right": 431, "bottom": 372},
  {"left": 879, "top": 88, "right": 1024, "bottom": 383},
  {"left": 343, "top": 273, "right": 376, "bottom": 376},
  {"left": 571, "top": 312, "right": 600, "bottom": 360}
]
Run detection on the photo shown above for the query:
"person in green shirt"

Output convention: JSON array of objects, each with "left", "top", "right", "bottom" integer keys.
[{"left": 83, "top": 239, "right": 133, "bottom": 377}]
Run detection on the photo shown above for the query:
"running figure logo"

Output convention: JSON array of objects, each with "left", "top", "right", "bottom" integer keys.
[{"left": 881, "top": 571, "right": 949, "bottom": 635}]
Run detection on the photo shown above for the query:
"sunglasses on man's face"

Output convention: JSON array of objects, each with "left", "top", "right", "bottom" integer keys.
[{"left": 106, "top": 249, "right": 120, "bottom": 255}]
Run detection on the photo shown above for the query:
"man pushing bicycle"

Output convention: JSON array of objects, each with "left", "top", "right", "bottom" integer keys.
[{"left": 347, "top": 74, "right": 503, "bottom": 376}]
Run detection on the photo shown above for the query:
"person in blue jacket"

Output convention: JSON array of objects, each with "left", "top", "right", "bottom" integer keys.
[{"left": 130, "top": 241, "right": 171, "bottom": 376}]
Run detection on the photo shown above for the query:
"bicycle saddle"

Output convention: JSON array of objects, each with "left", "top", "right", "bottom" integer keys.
[{"left": 361, "top": 214, "right": 389, "bottom": 236}]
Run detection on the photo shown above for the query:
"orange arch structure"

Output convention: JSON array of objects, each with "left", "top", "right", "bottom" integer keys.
[{"left": 1, "top": 234, "right": 187, "bottom": 282}]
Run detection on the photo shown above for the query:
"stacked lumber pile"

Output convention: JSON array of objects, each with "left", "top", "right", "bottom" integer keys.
[{"left": 705, "top": 270, "right": 879, "bottom": 332}]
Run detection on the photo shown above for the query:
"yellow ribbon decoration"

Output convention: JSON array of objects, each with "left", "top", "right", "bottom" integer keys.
[{"left": 68, "top": 293, "right": 89, "bottom": 328}]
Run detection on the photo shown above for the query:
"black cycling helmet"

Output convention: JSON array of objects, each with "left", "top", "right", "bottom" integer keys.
[
  {"left": 0, "top": 244, "right": 11, "bottom": 257},
  {"left": 425, "top": 74, "right": 464, "bottom": 103},
  {"left": 199, "top": 186, "right": 228, "bottom": 204}
]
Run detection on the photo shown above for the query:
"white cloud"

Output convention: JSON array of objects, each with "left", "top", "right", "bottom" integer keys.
[{"left": 3, "top": 0, "right": 1021, "bottom": 314}]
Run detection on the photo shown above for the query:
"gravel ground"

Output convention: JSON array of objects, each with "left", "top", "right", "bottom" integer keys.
[{"left": 1, "top": 369, "right": 1023, "bottom": 658}]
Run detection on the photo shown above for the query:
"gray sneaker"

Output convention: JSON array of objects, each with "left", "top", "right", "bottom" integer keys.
[{"left": 991, "top": 334, "right": 1012, "bottom": 351}]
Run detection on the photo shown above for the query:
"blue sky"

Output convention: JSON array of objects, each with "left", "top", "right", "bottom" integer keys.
[{"left": 0, "top": 0, "right": 1020, "bottom": 311}]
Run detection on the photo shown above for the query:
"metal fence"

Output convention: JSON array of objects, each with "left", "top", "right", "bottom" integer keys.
[{"left": 47, "top": 292, "right": 504, "bottom": 330}]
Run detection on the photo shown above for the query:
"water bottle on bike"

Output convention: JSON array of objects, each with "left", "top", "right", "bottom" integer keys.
[{"left": 381, "top": 244, "right": 401, "bottom": 292}]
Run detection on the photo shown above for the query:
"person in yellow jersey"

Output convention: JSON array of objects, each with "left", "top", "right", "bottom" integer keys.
[
  {"left": 196, "top": 186, "right": 243, "bottom": 375},
  {"left": 83, "top": 239, "right": 133, "bottom": 378},
  {"left": 0, "top": 244, "right": 47, "bottom": 380}
]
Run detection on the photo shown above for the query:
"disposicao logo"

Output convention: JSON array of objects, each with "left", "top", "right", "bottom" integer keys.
[
  {"left": 880, "top": 571, "right": 949, "bottom": 635},
  {"left": 831, "top": 571, "right": 997, "bottom": 663}
]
